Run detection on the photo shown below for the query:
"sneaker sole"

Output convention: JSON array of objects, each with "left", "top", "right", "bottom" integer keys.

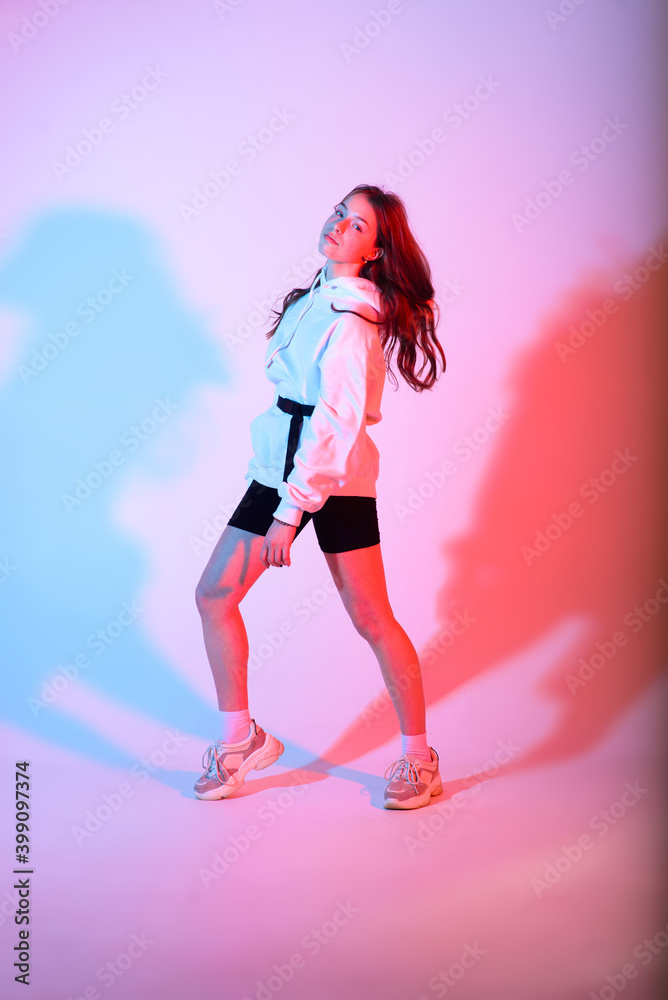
[
  {"left": 195, "top": 734, "right": 285, "bottom": 801},
  {"left": 383, "top": 777, "right": 443, "bottom": 810}
]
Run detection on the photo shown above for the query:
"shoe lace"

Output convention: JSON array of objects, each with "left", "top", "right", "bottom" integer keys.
[
  {"left": 384, "top": 755, "right": 421, "bottom": 791},
  {"left": 201, "top": 743, "right": 229, "bottom": 782}
]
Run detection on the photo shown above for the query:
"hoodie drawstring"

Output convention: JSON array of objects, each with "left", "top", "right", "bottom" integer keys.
[{"left": 263, "top": 267, "right": 326, "bottom": 370}]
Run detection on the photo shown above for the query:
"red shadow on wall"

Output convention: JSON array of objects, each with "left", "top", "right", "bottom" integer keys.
[{"left": 245, "top": 238, "right": 667, "bottom": 795}]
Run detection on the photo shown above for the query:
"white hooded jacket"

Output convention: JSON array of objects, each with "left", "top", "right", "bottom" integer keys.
[{"left": 245, "top": 265, "right": 386, "bottom": 527}]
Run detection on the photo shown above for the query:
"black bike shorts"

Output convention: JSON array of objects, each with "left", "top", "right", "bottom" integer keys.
[{"left": 227, "top": 479, "right": 380, "bottom": 554}]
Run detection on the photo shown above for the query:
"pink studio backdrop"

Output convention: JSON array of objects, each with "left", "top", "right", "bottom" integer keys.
[{"left": 0, "top": 2, "right": 665, "bottom": 999}]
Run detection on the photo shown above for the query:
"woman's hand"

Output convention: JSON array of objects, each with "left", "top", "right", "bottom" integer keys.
[{"left": 261, "top": 519, "right": 297, "bottom": 568}]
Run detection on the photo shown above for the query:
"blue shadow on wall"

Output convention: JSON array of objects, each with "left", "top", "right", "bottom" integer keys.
[{"left": 0, "top": 207, "right": 226, "bottom": 771}]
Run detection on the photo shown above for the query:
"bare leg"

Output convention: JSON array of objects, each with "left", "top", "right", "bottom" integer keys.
[
  {"left": 195, "top": 524, "right": 269, "bottom": 711},
  {"left": 323, "top": 543, "right": 427, "bottom": 734}
]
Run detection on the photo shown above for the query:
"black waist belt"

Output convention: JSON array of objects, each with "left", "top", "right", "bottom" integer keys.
[{"left": 276, "top": 395, "right": 315, "bottom": 481}]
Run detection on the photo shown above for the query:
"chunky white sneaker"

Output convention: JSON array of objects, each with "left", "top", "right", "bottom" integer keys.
[
  {"left": 194, "top": 720, "right": 284, "bottom": 800},
  {"left": 383, "top": 748, "right": 442, "bottom": 809}
]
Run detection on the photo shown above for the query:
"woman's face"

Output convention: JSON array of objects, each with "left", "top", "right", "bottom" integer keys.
[{"left": 318, "top": 194, "right": 381, "bottom": 266}]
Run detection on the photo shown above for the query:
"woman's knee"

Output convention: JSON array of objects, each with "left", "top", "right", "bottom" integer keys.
[
  {"left": 350, "top": 606, "right": 396, "bottom": 644},
  {"left": 195, "top": 572, "right": 238, "bottom": 617},
  {"left": 194, "top": 575, "right": 213, "bottom": 615},
  {"left": 195, "top": 525, "right": 263, "bottom": 615}
]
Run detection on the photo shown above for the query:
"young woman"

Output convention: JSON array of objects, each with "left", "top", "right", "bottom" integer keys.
[{"left": 194, "top": 183, "right": 446, "bottom": 809}]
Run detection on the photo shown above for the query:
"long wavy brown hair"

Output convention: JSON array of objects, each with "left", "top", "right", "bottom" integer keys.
[{"left": 264, "top": 184, "right": 446, "bottom": 392}]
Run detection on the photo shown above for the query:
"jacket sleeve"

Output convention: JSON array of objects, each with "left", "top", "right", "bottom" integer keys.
[{"left": 272, "top": 314, "right": 383, "bottom": 526}]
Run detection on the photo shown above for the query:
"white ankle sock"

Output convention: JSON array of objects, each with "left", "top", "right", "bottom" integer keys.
[
  {"left": 219, "top": 708, "right": 252, "bottom": 745},
  {"left": 401, "top": 732, "right": 431, "bottom": 762}
]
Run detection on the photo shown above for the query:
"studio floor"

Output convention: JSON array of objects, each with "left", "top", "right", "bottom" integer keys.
[{"left": 4, "top": 669, "right": 664, "bottom": 1000}]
